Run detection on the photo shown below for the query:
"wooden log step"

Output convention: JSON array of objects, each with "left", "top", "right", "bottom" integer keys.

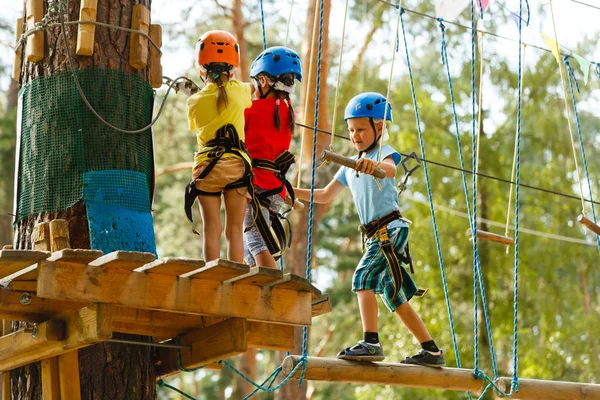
[
  {"left": 282, "top": 356, "right": 484, "bottom": 393},
  {"left": 494, "top": 376, "right": 600, "bottom": 400},
  {"left": 88, "top": 251, "right": 156, "bottom": 271},
  {"left": 577, "top": 214, "right": 600, "bottom": 236},
  {"left": 180, "top": 259, "right": 249, "bottom": 281},
  {"left": 267, "top": 274, "right": 322, "bottom": 300},
  {"left": 0, "top": 250, "right": 49, "bottom": 279},
  {"left": 226, "top": 266, "right": 283, "bottom": 286},
  {"left": 466, "top": 229, "right": 514, "bottom": 245},
  {"left": 134, "top": 257, "right": 205, "bottom": 276},
  {"left": 311, "top": 295, "right": 332, "bottom": 318}
]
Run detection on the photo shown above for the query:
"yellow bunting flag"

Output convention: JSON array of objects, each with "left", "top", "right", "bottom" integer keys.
[{"left": 541, "top": 33, "right": 561, "bottom": 63}]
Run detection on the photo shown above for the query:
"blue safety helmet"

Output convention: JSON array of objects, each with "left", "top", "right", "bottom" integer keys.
[
  {"left": 344, "top": 92, "right": 393, "bottom": 122},
  {"left": 250, "top": 46, "right": 302, "bottom": 82}
]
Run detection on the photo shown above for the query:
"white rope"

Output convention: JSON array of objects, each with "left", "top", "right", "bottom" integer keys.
[
  {"left": 284, "top": 0, "right": 295, "bottom": 47},
  {"left": 328, "top": 0, "right": 351, "bottom": 151}
]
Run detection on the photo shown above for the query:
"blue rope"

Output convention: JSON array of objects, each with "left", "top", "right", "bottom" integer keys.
[
  {"left": 510, "top": 0, "right": 524, "bottom": 393},
  {"left": 564, "top": 56, "right": 600, "bottom": 252},
  {"left": 400, "top": 12, "right": 471, "bottom": 398},
  {"left": 157, "top": 379, "right": 196, "bottom": 400},
  {"left": 437, "top": 16, "right": 499, "bottom": 383},
  {"left": 596, "top": 64, "right": 600, "bottom": 81},
  {"left": 259, "top": 0, "right": 267, "bottom": 50}
]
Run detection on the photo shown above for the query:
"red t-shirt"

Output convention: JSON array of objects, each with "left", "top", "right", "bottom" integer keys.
[{"left": 245, "top": 98, "right": 294, "bottom": 197}]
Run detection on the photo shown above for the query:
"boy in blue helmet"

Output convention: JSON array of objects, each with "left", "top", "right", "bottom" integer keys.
[
  {"left": 294, "top": 93, "right": 445, "bottom": 366},
  {"left": 243, "top": 46, "right": 302, "bottom": 268}
]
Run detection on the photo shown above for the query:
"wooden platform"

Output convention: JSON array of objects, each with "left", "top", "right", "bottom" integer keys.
[{"left": 0, "top": 249, "right": 330, "bottom": 375}]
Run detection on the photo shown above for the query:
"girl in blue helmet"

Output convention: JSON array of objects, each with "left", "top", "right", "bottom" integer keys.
[
  {"left": 242, "top": 46, "right": 302, "bottom": 268},
  {"left": 294, "top": 93, "right": 445, "bottom": 366}
]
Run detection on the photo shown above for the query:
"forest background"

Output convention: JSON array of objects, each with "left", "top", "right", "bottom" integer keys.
[{"left": 0, "top": 0, "right": 598, "bottom": 399}]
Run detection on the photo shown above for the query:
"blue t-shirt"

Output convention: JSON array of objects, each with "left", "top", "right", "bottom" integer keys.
[{"left": 334, "top": 145, "right": 408, "bottom": 229}]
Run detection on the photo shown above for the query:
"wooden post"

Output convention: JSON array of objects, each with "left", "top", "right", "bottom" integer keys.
[
  {"left": 76, "top": 0, "right": 98, "bottom": 56},
  {"left": 12, "top": 18, "right": 24, "bottom": 81},
  {"left": 321, "top": 150, "right": 386, "bottom": 179},
  {"left": 25, "top": 0, "right": 44, "bottom": 62},
  {"left": 129, "top": 5, "right": 149, "bottom": 69},
  {"left": 495, "top": 377, "right": 600, "bottom": 400},
  {"left": 282, "top": 356, "right": 485, "bottom": 393},
  {"left": 41, "top": 357, "right": 60, "bottom": 400},
  {"left": 1, "top": 321, "right": 9, "bottom": 400},
  {"left": 148, "top": 24, "right": 162, "bottom": 88},
  {"left": 31, "top": 222, "right": 51, "bottom": 251},
  {"left": 577, "top": 214, "right": 600, "bottom": 235},
  {"left": 58, "top": 351, "right": 81, "bottom": 400},
  {"left": 48, "top": 220, "right": 70, "bottom": 253}
]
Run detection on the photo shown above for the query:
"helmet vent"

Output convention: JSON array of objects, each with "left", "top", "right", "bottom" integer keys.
[
  {"left": 366, "top": 104, "right": 373, "bottom": 110},
  {"left": 273, "top": 54, "right": 281, "bottom": 62},
  {"left": 374, "top": 99, "right": 381, "bottom": 104}
]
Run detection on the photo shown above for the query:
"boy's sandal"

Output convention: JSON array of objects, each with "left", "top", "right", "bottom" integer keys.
[{"left": 336, "top": 340, "right": 385, "bottom": 362}]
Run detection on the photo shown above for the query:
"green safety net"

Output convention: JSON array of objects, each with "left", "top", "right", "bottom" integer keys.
[{"left": 16, "top": 68, "right": 155, "bottom": 222}]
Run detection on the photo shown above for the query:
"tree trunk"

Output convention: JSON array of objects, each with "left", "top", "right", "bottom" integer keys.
[
  {"left": 232, "top": 0, "right": 249, "bottom": 82},
  {"left": 0, "top": 80, "right": 19, "bottom": 248},
  {"left": 277, "top": 1, "right": 331, "bottom": 399},
  {"left": 11, "top": 1, "right": 156, "bottom": 398}
]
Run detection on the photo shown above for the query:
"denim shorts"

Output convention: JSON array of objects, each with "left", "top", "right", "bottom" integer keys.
[
  {"left": 352, "top": 226, "right": 418, "bottom": 312},
  {"left": 243, "top": 190, "right": 285, "bottom": 266}
]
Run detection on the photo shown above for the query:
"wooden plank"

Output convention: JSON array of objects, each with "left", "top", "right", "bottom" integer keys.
[
  {"left": 149, "top": 24, "right": 163, "bottom": 88},
  {"left": 495, "top": 377, "right": 600, "bottom": 400},
  {"left": 282, "top": 356, "right": 484, "bottom": 393},
  {"left": 1, "top": 372, "right": 9, "bottom": 400},
  {"left": 58, "top": 351, "right": 81, "bottom": 400},
  {"left": 31, "top": 222, "right": 50, "bottom": 251},
  {"left": 7, "top": 280, "right": 37, "bottom": 292},
  {"left": 226, "top": 266, "right": 283, "bottom": 286},
  {"left": 267, "top": 274, "right": 322, "bottom": 300},
  {"left": 129, "top": 4, "right": 149, "bottom": 69},
  {"left": 311, "top": 295, "right": 332, "bottom": 317},
  {"left": 88, "top": 251, "right": 156, "bottom": 272},
  {"left": 156, "top": 318, "right": 248, "bottom": 376},
  {"left": 25, "top": 0, "right": 44, "bottom": 63},
  {"left": 180, "top": 259, "right": 249, "bottom": 281},
  {"left": 47, "top": 249, "right": 103, "bottom": 266},
  {"left": 76, "top": 0, "right": 98, "bottom": 56},
  {"left": 0, "top": 250, "right": 49, "bottom": 279},
  {"left": 0, "top": 264, "right": 38, "bottom": 285},
  {"left": 37, "top": 261, "right": 313, "bottom": 326},
  {"left": 49, "top": 219, "right": 70, "bottom": 252},
  {"left": 41, "top": 357, "right": 60, "bottom": 400},
  {"left": 578, "top": 214, "right": 600, "bottom": 236},
  {"left": 134, "top": 258, "right": 205, "bottom": 276},
  {"left": 12, "top": 18, "right": 23, "bottom": 81},
  {"left": 0, "top": 304, "right": 112, "bottom": 372}
]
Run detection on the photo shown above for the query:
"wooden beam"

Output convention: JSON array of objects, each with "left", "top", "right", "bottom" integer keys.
[
  {"left": 88, "top": 251, "right": 156, "bottom": 272},
  {"left": 0, "top": 320, "right": 66, "bottom": 366},
  {"left": 41, "top": 357, "right": 60, "bottom": 400},
  {"left": 467, "top": 229, "right": 514, "bottom": 245},
  {"left": 180, "top": 259, "right": 249, "bottom": 281},
  {"left": 155, "top": 318, "right": 247, "bottom": 376},
  {"left": 0, "top": 287, "right": 88, "bottom": 322},
  {"left": 282, "top": 356, "right": 485, "bottom": 394},
  {"left": 0, "top": 304, "right": 112, "bottom": 372},
  {"left": 246, "top": 321, "right": 294, "bottom": 351},
  {"left": 312, "top": 295, "right": 332, "bottom": 317},
  {"left": 495, "top": 377, "right": 600, "bottom": 400},
  {"left": 37, "top": 261, "right": 313, "bottom": 326},
  {"left": 58, "top": 351, "right": 81, "bottom": 400},
  {"left": 577, "top": 214, "right": 600, "bottom": 236},
  {"left": 133, "top": 257, "right": 204, "bottom": 276},
  {"left": 226, "top": 266, "right": 283, "bottom": 286},
  {"left": 0, "top": 250, "right": 49, "bottom": 279}
]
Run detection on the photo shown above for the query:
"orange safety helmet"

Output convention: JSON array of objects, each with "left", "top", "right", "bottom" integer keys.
[{"left": 195, "top": 30, "right": 240, "bottom": 75}]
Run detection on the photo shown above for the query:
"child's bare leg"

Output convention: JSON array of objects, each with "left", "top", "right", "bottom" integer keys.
[
  {"left": 198, "top": 195, "right": 222, "bottom": 262},
  {"left": 357, "top": 290, "right": 379, "bottom": 333},
  {"left": 223, "top": 190, "right": 247, "bottom": 263},
  {"left": 254, "top": 250, "right": 277, "bottom": 268},
  {"left": 394, "top": 301, "right": 432, "bottom": 343}
]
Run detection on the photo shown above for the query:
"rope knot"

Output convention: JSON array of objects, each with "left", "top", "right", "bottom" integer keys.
[
  {"left": 473, "top": 369, "right": 484, "bottom": 380},
  {"left": 511, "top": 378, "right": 520, "bottom": 392},
  {"left": 400, "top": 7, "right": 406, "bottom": 15},
  {"left": 157, "top": 379, "right": 164, "bottom": 387},
  {"left": 437, "top": 18, "right": 445, "bottom": 30}
]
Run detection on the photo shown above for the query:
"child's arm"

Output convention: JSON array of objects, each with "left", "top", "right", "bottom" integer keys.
[
  {"left": 293, "top": 179, "right": 345, "bottom": 204},
  {"left": 355, "top": 155, "right": 397, "bottom": 178}
]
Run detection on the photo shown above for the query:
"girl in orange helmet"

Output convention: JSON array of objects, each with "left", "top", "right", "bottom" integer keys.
[{"left": 185, "top": 30, "right": 255, "bottom": 263}]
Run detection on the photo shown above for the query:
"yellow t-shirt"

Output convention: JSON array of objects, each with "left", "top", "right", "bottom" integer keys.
[{"left": 187, "top": 80, "right": 253, "bottom": 168}]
